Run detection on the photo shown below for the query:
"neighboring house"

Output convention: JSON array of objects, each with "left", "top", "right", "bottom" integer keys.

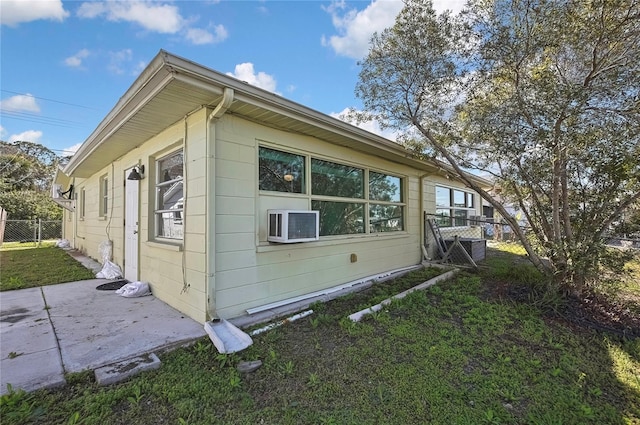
[
  {"left": 54, "top": 50, "right": 487, "bottom": 324},
  {"left": 481, "top": 186, "right": 529, "bottom": 241}
]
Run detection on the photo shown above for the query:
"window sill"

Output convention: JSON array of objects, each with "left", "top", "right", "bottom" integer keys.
[
  {"left": 256, "top": 232, "right": 410, "bottom": 253},
  {"left": 146, "top": 240, "right": 183, "bottom": 252},
  {"left": 98, "top": 216, "right": 107, "bottom": 221}
]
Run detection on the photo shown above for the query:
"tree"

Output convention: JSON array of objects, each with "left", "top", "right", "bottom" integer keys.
[
  {"left": 614, "top": 200, "right": 640, "bottom": 237},
  {"left": 354, "top": 0, "right": 640, "bottom": 295},
  {"left": 0, "top": 140, "right": 62, "bottom": 220}
]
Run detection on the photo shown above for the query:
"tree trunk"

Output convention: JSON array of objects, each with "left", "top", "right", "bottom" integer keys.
[{"left": 412, "top": 118, "right": 553, "bottom": 278}]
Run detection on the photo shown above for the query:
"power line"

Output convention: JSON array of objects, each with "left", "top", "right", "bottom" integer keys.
[
  {"left": 48, "top": 146, "right": 82, "bottom": 154},
  {"left": 1, "top": 110, "right": 84, "bottom": 128},
  {"left": 1, "top": 142, "right": 82, "bottom": 155},
  {"left": 1, "top": 89, "right": 100, "bottom": 111}
]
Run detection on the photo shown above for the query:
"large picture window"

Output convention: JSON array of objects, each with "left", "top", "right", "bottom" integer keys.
[
  {"left": 259, "top": 146, "right": 405, "bottom": 237},
  {"left": 155, "top": 150, "right": 184, "bottom": 240},
  {"left": 435, "top": 186, "right": 475, "bottom": 227}
]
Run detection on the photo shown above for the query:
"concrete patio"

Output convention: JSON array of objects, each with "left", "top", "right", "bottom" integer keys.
[{"left": 0, "top": 278, "right": 206, "bottom": 395}]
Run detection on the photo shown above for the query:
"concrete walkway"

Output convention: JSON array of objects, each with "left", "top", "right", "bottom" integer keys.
[{"left": 0, "top": 254, "right": 206, "bottom": 395}]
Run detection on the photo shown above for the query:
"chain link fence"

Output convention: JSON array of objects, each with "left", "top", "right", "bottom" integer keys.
[
  {"left": 0, "top": 218, "right": 63, "bottom": 249},
  {"left": 424, "top": 213, "right": 529, "bottom": 268},
  {"left": 607, "top": 237, "right": 640, "bottom": 250}
]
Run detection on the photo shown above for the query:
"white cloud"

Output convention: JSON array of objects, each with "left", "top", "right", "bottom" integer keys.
[
  {"left": 132, "top": 60, "right": 147, "bottom": 76},
  {"left": 330, "top": 107, "right": 399, "bottom": 141},
  {"left": 108, "top": 49, "right": 133, "bottom": 75},
  {"left": 1, "top": 0, "right": 69, "bottom": 26},
  {"left": 0, "top": 94, "right": 40, "bottom": 113},
  {"left": 186, "top": 28, "right": 213, "bottom": 45},
  {"left": 227, "top": 63, "right": 279, "bottom": 94},
  {"left": 0, "top": 125, "right": 6, "bottom": 139},
  {"left": 8, "top": 130, "right": 43, "bottom": 143},
  {"left": 64, "top": 49, "right": 90, "bottom": 68},
  {"left": 75, "top": 2, "right": 105, "bottom": 19},
  {"left": 77, "top": 1, "right": 229, "bottom": 45},
  {"left": 186, "top": 24, "right": 228, "bottom": 45},
  {"left": 432, "top": 0, "right": 466, "bottom": 15},
  {"left": 77, "top": 1, "right": 183, "bottom": 33},
  {"left": 62, "top": 142, "right": 83, "bottom": 156},
  {"left": 322, "top": 0, "right": 466, "bottom": 59},
  {"left": 321, "top": 0, "right": 403, "bottom": 59}
]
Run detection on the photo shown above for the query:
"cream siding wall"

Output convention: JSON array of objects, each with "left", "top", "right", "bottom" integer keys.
[
  {"left": 66, "top": 167, "right": 124, "bottom": 261},
  {"left": 65, "top": 108, "right": 483, "bottom": 324},
  {"left": 213, "top": 115, "right": 424, "bottom": 319},
  {"left": 67, "top": 111, "right": 209, "bottom": 323},
  {"left": 422, "top": 174, "right": 483, "bottom": 260}
]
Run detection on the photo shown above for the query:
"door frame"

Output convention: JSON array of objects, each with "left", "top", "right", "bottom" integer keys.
[{"left": 124, "top": 167, "right": 140, "bottom": 281}]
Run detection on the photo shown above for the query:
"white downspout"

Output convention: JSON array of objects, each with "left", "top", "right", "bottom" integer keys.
[
  {"left": 419, "top": 173, "right": 431, "bottom": 261},
  {"left": 205, "top": 88, "right": 234, "bottom": 320}
]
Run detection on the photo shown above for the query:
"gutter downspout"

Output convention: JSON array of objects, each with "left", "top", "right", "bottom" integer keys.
[
  {"left": 419, "top": 173, "right": 432, "bottom": 262},
  {"left": 205, "top": 87, "right": 234, "bottom": 320}
]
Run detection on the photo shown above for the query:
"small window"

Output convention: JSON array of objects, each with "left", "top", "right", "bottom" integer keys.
[
  {"left": 369, "top": 172, "right": 402, "bottom": 202},
  {"left": 311, "top": 159, "right": 363, "bottom": 198},
  {"left": 155, "top": 150, "right": 184, "bottom": 240},
  {"left": 312, "top": 200, "right": 365, "bottom": 236},
  {"left": 369, "top": 172, "right": 404, "bottom": 232},
  {"left": 99, "top": 175, "right": 108, "bottom": 217},
  {"left": 435, "top": 186, "right": 475, "bottom": 227},
  {"left": 80, "top": 188, "right": 86, "bottom": 219},
  {"left": 259, "top": 147, "right": 305, "bottom": 193}
]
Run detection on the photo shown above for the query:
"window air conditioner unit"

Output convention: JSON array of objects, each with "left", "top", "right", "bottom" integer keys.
[{"left": 268, "top": 210, "right": 319, "bottom": 243}]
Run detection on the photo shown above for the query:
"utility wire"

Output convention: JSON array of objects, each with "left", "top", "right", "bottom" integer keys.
[
  {"left": 1, "top": 89, "right": 99, "bottom": 110},
  {"left": 1, "top": 111, "right": 84, "bottom": 129}
]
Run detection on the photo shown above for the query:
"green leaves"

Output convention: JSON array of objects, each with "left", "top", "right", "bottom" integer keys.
[
  {"left": 357, "top": 0, "right": 640, "bottom": 294},
  {"left": 0, "top": 140, "right": 63, "bottom": 220}
]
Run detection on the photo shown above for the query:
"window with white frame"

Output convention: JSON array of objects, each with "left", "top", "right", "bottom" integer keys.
[
  {"left": 154, "top": 149, "right": 184, "bottom": 240},
  {"left": 435, "top": 186, "right": 475, "bottom": 227},
  {"left": 99, "top": 175, "right": 108, "bottom": 217},
  {"left": 80, "top": 188, "right": 86, "bottom": 219},
  {"left": 259, "top": 146, "right": 405, "bottom": 237}
]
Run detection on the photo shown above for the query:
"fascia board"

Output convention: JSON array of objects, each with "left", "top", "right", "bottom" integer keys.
[{"left": 166, "top": 54, "right": 439, "bottom": 172}]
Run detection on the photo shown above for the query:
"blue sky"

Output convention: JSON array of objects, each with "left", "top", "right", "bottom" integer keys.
[{"left": 0, "top": 0, "right": 463, "bottom": 157}]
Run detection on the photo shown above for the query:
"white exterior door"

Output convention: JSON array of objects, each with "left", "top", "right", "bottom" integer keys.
[{"left": 124, "top": 170, "right": 139, "bottom": 281}]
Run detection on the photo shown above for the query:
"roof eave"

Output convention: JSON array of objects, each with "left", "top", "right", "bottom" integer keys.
[
  {"left": 63, "top": 52, "right": 171, "bottom": 176},
  {"left": 63, "top": 50, "right": 446, "bottom": 178}
]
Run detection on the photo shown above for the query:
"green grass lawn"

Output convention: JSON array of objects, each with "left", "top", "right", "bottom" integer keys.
[
  {"left": 2, "top": 262, "right": 638, "bottom": 425},
  {"left": 0, "top": 243, "right": 95, "bottom": 291},
  {"left": 619, "top": 256, "right": 640, "bottom": 315}
]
